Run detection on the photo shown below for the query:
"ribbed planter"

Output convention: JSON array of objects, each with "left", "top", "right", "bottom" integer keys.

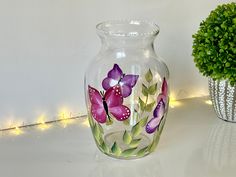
[{"left": 209, "top": 78, "right": 236, "bottom": 122}]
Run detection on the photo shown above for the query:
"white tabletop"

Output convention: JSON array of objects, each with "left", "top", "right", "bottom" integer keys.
[{"left": 0, "top": 97, "right": 235, "bottom": 177}]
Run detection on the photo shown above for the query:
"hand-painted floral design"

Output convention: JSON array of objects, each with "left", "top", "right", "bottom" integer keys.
[
  {"left": 88, "top": 64, "right": 138, "bottom": 124},
  {"left": 146, "top": 78, "right": 168, "bottom": 134},
  {"left": 87, "top": 66, "right": 169, "bottom": 158},
  {"left": 102, "top": 64, "right": 139, "bottom": 98},
  {"left": 88, "top": 85, "right": 131, "bottom": 123}
]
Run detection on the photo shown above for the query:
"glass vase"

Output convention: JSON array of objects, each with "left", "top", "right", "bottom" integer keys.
[{"left": 84, "top": 20, "right": 169, "bottom": 159}]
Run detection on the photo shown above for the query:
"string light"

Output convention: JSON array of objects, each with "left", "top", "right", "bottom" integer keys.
[
  {"left": 58, "top": 107, "right": 75, "bottom": 127},
  {"left": 11, "top": 127, "right": 23, "bottom": 136},
  {"left": 60, "top": 118, "right": 75, "bottom": 128},
  {"left": 169, "top": 97, "right": 182, "bottom": 108},
  {"left": 58, "top": 107, "right": 71, "bottom": 119},
  {"left": 37, "top": 115, "right": 51, "bottom": 131},
  {"left": 0, "top": 95, "right": 186, "bottom": 136}
]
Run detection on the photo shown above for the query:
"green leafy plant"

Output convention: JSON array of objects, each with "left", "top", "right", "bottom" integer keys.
[{"left": 192, "top": 2, "right": 236, "bottom": 85}]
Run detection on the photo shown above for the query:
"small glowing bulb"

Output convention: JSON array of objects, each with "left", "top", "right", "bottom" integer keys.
[
  {"left": 11, "top": 127, "right": 23, "bottom": 135},
  {"left": 37, "top": 115, "right": 46, "bottom": 124},
  {"left": 205, "top": 100, "right": 212, "bottom": 105},
  {"left": 169, "top": 97, "right": 182, "bottom": 108},
  {"left": 58, "top": 107, "right": 74, "bottom": 128},
  {"left": 37, "top": 115, "right": 51, "bottom": 131},
  {"left": 58, "top": 108, "right": 71, "bottom": 120},
  {"left": 60, "top": 118, "right": 74, "bottom": 128}
]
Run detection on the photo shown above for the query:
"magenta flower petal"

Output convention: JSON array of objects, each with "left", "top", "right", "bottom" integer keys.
[
  {"left": 88, "top": 85, "right": 107, "bottom": 124},
  {"left": 104, "top": 85, "right": 123, "bottom": 108},
  {"left": 109, "top": 105, "right": 130, "bottom": 121},
  {"left": 121, "top": 74, "right": 139, "bottom": 87},
  {"left": 108, "top": 64, "right": 123, "bottom": 80},
  {"left": 120, "top": 84, "right": 132, "bottom": 98},
  {"left": 162, "top": 78, "right": 168, "bottom": 97},
  {"left": 91, "top": 104, "right": 107, "bottom": 123}
]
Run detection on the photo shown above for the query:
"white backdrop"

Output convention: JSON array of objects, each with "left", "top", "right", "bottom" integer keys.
[{"left": 0, "top": 0, "right": 233, "bottom": 128}]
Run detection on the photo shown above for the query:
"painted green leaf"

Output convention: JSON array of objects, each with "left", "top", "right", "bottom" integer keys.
[
  {"left": 131, "top": 122, "right": 142, "bottom": 137},
  {"left": 145, "top": 101, "right": 156, "bottom": 112},
  {"left": 88, "top": 115, "right": 95, "bottom": 127},
  {"left": 123, "top": 130, "right": 132, "bottom": 144},
  {"left": 148, "top": 120, "right": 166, "bottom": 152},
  {"left": 149, "top": 131, "right": 161, "bottom": 152},
  {"left": 97, "top": 123, "right": 104, "bottom": 134},
  {"left": 137, "top": 146, "right": 149, "bottom": 157},
  {"left": 142, "top": 84, "right": 149, "bottom": 96},
  {"left": 101, "top": 142, "right": 109, "bottom": 153},
  {"left": 93, "top": 124, "right": 103, "bottom": 145},
  {"left": 139, "top": 97, "right": 146, "bottom": 111},
  {"left": 111, "top": 142, "right": 122, "bottom": 156},
  {"left": 93, "top": 124, "right": 100, "bottom": 139},
  {"left": 139, "top": 116, "right": 149, "bottom": 127},
  {"left": 133, "top": 110, "right": 139, "bottom": 123},
  {"left": 158, "top": 119, "right": 166, "bottom": 134},
  {"left": 129, "top": 138, "right": 141, "bottom": 148},
  {"left": 145, "top": 69, "right": 153, "bottom": 83},
  {"left": 121, "top": 147, "right": 137, "bottom": 157},
  {"left": 148, "top": 83, "right": 157, "bottom": 95}
]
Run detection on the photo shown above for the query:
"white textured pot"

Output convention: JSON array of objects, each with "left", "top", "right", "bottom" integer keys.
[{"left": 209, "top": 78, "right": 236, "bottom": 122}]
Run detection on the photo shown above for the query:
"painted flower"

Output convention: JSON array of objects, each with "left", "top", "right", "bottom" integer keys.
[
  {"left": 146, "top": 98, "right": 165, "bottom": 134},
  {"left": 157, "top": 77, "right": 168, "bottom": 106},
  {"left": 146, "top": 78, "right": 168, "bottom": 134},
  {"left": 88, "top": 85, "right": 131, "bottom": 123},
  {"left": 102, "top": 64, "right": 139, "bottom": 98}
]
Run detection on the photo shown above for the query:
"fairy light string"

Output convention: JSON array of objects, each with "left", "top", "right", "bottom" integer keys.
[
  {"left": 0, "top": 115, "right": 86, "bottom": 133},
  {"left": 0, "top": 97, "right": 211, "bottom": 135}
]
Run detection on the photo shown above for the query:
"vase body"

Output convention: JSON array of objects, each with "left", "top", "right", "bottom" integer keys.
[
  {"left": 84, "top": 20, "right": 169, "bottom": 159},
  {"left": 209, "top": 78, "right": 236, "bottom": 122}
]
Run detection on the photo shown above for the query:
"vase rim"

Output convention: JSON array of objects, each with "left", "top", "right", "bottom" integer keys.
[{"left": 96, "top": 20, "right": 160, "bottom": 38}]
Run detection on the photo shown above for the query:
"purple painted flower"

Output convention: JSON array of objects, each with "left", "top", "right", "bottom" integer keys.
[
  {"left": 146, "top": 98, "right": 165, "bottom": 134},
  {"left": 102, "top": 64, "right": 139, "bottom": 98},
  {"left": 146, "top": 78, "right": 168, "bottom": 134}
]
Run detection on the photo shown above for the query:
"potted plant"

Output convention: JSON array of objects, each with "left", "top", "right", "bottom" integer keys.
[{"left": 192, "top": 2, "right": 236, "bottom": 122}]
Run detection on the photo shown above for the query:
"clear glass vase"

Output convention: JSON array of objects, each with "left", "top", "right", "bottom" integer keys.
[{"left": 84, "top": 20, "right": 169, "bottom": 159}]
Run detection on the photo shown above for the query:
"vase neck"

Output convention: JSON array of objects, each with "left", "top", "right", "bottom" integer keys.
[
  {"left": 99, "top": 36, "right": 156, "bottom": 50},
  {"left": 96, "top": 20, "right": 159, "bottom": 50}
]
